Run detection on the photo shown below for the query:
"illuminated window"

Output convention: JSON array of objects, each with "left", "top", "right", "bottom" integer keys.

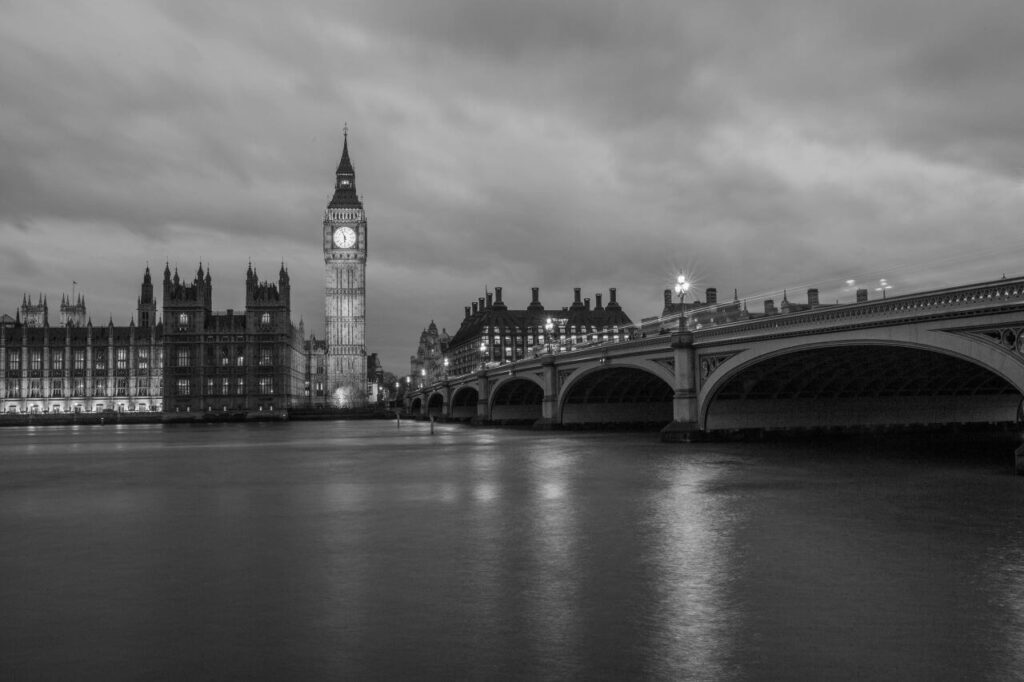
[
  {"left": 116, "top": 348, "right": 128, "bottom": 370},
  {"left": 261, "top": 313, "right": 271, "bottom": 325},
  {"left": 115, "top": 378, "right": 128, "bottom": 396},
  {"left": 52, "top": 353, "right": 64, "bottom": 371},
  {"left": 7, "top": 352, "right": 20, "bottom": 370},
  {"left": 176, "top": 378, "right": 190, "bottom": 396},
  {"left": 259, "top": 377, "right": 273, "bottom": 395},
  {"left": 51, "top": 379, "right": 63, "bottom": 397},
  {"left": 136, "top": 378, "right": 149, "bottom": 396},
  {"left": 236, "top": 378, "right": 245, "bottom": 395},
  {"left": 137, "top": 348, "right": 149, "bottom": 370},
  {"left": 30, "top": 351, "right": 42, "bottom": 370},
  {"left": 259, "top": 347, "right": 273, "bottom": 366},
  {"left": 177, "top": 348, "right": 190, "bottom": 368},
  {"left": 94, "top": 354, "right": 106, "bottom": 371},
  {"left": 178, "top": 313, "right": 189, "bottom": 326},
  {"left": 221, "top": 378, "right": 229, "bottom": 395},
  {"left": 72, "top": 380, "right": 85, "bottom": 397}
]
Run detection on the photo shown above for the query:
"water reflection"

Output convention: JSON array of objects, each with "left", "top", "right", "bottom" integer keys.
[{"left": 0, "top": 424, "right": 1022, "bottom": 679}]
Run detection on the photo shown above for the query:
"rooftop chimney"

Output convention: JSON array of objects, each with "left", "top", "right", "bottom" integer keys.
[
  {"left": 765, "top": 298, "right": 776, "bottom": 314},
  {"left": 478, "top": 297, "right": 485, "bottom": 311},
  {"left": 493, "top": 286, "right": 507, "bottom": 310},
  {"left": 486, "top": 292, "right": 493, "bottom": 308},
  {"left": 464, "top": 306, "right": 471, "bottom": 319},
  {"left": 528, "top": 286, "right": 543, "bottom": 311},
  {"left": 607, "top": 288, "right": 621, "bottom": 310},
  {"left": 856, "top": 288, "right": 868, "bottom": 303},
  {"left": 584, "top": 297, "right": 591, "bottom": 311},
  {"left": 472, "top": 302, "right": 479, "bottom": 315},
  {"left": 807, "top": 288, "right": 819, "bottom": 307},
  {"left": 570, "top": 287, "right": 584, "bottom": 310},
  {"left": 706, "top": 287, "right": 718, "bottom": 305},
  {"left": 595, "top": 293, "right": 603, "bottom": 310}
]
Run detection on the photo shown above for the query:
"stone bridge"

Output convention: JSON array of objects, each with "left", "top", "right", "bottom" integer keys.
[{"left": 406, "top": 276, "right": 1024, "bottom": 442}]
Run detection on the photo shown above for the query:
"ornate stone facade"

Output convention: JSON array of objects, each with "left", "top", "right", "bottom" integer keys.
[{"left": 322, "top": 130, "right": 368, "bottom": 407}]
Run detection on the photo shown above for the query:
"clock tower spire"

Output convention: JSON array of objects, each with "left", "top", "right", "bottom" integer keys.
[{"left": 323, "top": 125, "right": 368, "bottom": 406}]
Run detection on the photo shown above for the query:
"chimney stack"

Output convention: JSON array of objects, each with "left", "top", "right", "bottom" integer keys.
[
  {"left": 478, "top": 297, "right": 485, "bottom": 311},
  {"left": 856, "top": 288, "right": 868, "bottom": 303},
  {"left": 807, "top": 288, "right": 819, "bottom": 307},
  {"left": 584, "top": 297, "right": 591, "bottom": 311},
  {"left": 472, "top": 302, "right": 479, "bottom": 315},
  {"left": 765, "top": 299, "right": 776, "bottom": 314},
  {"left": 663, "top": 289, "right": 672, "bottom": 309},
  {"left": 528, "top": 286, "right": 543, "bottom": 311},
  {"left": 486, "top": 292, "right": 493, "bottom": 308},
  {"left": 608, "top": 288, "right": 620, "bottom": 309},
  {"left": 595, "top": 293, "right": 603, "bottom": 310},
  {"left": 706, "top": 287, "right": 718, "bottom": 305},
  {"left": 465, "top": 306, "right": 471, "bottom": 319}
]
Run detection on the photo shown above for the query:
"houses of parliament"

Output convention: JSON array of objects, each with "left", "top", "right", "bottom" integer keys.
[{"left": 0, "top": 134, "right": 378, "bottom": 416}]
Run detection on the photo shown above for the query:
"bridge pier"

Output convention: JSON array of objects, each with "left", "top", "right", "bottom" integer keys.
[
  {"left": 471, "top": 369, "right": 491, "bottom": 425},
  {"left": 661, "top": 330, "right": 705, "bottom": 442},
  {"left": 533, "top": 353, "right": 560, "bottom": 430}
]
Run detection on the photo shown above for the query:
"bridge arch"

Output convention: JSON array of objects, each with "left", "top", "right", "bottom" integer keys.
[
  {"left": 699, "top": 333, "right": 1024, "bottom": 431},
  {"left": 559, "top": 362, "right": 674, "bottom": 427},
  {"left": 488, "top": 374, "right": 545, "bottom": 423},
  {"left": 450, "top": 385, "right": 479, "bottom": 421},
  {"left": 408, "top": 396, "right": 423, "bottom": 415},
  {"left": 426, "top": 392, "right": 445, "bottom": 419}
]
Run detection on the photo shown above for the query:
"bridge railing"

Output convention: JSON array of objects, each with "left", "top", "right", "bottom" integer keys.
[{"left": 694, "top": 276, "right": 1024, "bottom": 341}]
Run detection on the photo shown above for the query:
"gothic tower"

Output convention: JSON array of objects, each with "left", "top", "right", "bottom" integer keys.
[
  {"left": 138, "top": 266, "right": 157, "bottom": 327},
  {"left": 322, "top": 127, "right": 367, "bottom": 406}
]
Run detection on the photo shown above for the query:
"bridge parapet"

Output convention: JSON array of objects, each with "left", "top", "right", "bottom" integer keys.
[{"left": 696, "top": 277, "right": 1024, "bottom": 342}]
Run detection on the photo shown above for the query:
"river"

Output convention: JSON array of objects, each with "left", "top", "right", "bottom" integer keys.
[{"left": 1, "top": 421, "right": 1022, "bottom": 680}]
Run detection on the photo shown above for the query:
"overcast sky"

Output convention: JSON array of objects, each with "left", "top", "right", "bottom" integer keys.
[{"left": 3, "top": 0, "right": 1024, "bottom": 374}]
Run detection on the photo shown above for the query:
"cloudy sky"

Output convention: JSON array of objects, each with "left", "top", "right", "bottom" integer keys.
[{"left": 3, "top": 0, "right": 1024, "bottom": 374}]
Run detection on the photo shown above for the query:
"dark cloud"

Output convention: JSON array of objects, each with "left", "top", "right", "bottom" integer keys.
[{"left": 2, "top": 0, "right": 1023, "bottom": 373}]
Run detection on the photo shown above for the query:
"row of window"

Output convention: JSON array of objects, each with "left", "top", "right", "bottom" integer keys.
[
  {"left": 4, "top": 378, "right": 157, "bottom": 398},
  {"left": 5, "top": 348, "right": 157, "bottom": 371},
  {"left": 173, "top": 347, "right": 276, "bottom": 368},
  {"left": 174, "top": 377, "right": 274, "bottom": 396},
  {"left": 173, "top": 312, "right": 273, "bottom": 326}
]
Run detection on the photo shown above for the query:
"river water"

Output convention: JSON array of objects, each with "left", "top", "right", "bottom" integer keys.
[{"left": 1, "top": 421, "right": 1022, "bottom": 680}]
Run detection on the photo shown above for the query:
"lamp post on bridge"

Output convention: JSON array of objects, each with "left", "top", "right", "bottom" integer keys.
[
  {"left": 544, "top": 317, "right": 554, "bottom": 353},
  {"left": 675, "top": 273, "right": 691, "bottom": 330}
]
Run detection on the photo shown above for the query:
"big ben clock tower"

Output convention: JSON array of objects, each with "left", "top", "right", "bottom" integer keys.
[{"left": 323, "top": 127, "right": 367, "bottom": 406}]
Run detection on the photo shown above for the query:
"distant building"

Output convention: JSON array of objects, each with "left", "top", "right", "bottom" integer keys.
[
  {"left": 445, "top": 286, "right": 634, "bottom": 376},
  {"left": 641, "top": 286, "right": 834, "bottom": 334},
  {"left": 410, "top": 321, "right": 450, "bottom": 387}
]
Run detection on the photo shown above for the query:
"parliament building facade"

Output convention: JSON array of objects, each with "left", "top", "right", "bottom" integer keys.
[{"left": 1, "top": 133, "right": 380, "bottom": 416}]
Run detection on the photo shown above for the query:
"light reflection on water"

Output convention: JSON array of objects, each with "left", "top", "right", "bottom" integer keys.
[{"left": 1, "top": 421, "right": 1022, "bottom": 679}]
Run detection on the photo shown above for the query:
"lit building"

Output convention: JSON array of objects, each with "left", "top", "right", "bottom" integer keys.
[
  {"left": 410, "top": 321, "right": 450, "bottom": 387},
  {"left": 1, "top": 270, "right": 163, "bottom": 414},
  {"left": 322, "top": 129, "right": 368, "bottom": 407},
  {"left": 445, "top": 286, "right": 634, "bottom": 376}
]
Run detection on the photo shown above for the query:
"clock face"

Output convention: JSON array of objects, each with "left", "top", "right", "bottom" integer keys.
[{"left": 333, "top": 226, "right": 356, "bottom": 248}]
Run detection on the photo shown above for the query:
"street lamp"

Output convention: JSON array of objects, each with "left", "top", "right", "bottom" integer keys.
[
  {"left": 479, "top": 341, "right": 487, "bottom": 369},
  {"left": 675, "top": 273, "right": 691, "bottom": 330},
  {"left": 544, "top": 317, "right": 554, "bottom": 352},
  {"left": 420, "top": 367, "right": 426, "bottom": 388},
  {"left": 443, "top": 356, "right": 449, "bottom": 378}
]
